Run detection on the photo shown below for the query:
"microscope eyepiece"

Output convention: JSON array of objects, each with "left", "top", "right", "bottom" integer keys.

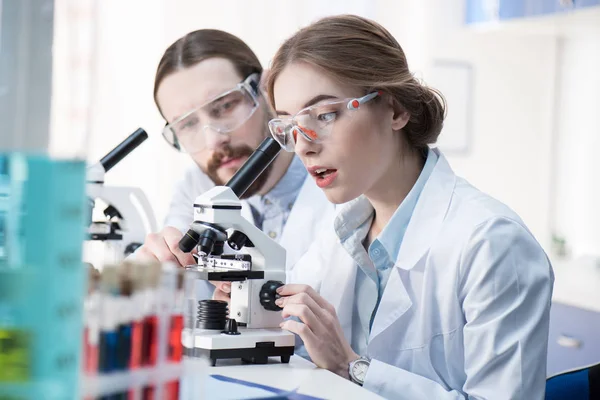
[
  {"left": 100, "top": 128, "right": 148, "bottom": 173},
  {"left": 226, "top": 137, "right": 281, "bottom": 198}
]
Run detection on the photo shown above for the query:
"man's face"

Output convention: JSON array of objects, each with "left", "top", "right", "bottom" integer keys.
[{"left": 156, "top": 57, "right": 271, "bottom": 196}]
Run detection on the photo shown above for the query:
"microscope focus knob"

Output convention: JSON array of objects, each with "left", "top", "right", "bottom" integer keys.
[
  {"left": 259, "top": 280, "right": 284, "bottom": 311},
  {"left": 228, "top": 230, "right": 250, "bottom": 250}
]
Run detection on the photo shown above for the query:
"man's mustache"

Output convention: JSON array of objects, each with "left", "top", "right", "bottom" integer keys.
[{"left": 207, "top": 145, "right": 254, "bottom": 172}]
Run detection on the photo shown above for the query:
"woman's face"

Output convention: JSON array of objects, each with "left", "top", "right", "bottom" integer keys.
[{"left": 272, "top": 62, "right": 408, "bottom": 204}]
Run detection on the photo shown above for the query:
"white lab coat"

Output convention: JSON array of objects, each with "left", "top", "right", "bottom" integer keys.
[
  {"left": 165, "top": 163, "right": 336, "bottom": 271},
  {"left": 291, "top": 149, "right": 554, "bottom": 400}
]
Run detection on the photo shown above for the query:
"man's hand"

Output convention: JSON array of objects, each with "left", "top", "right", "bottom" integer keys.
[
  {"left": 136, "top": 226, "right": 196, "bottom": 268},
  {"left": 137, "top": 227, "right": 232, "bottom": 303},
  {"left": 276, "top": 284, "right": 359, "bottom": 379}
]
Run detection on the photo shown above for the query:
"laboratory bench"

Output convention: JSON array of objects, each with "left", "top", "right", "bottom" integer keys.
[
  {"left": 81, "top": 355, "right": 383, "bottom": 399},
  {"left": 183, "top": 355, "right": 384, "bottom": 399}
]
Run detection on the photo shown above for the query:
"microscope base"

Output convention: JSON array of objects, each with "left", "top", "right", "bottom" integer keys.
[
  {"left": 182, "top": 328, "right": 295, "bottom": 366},
  {"left": 185, "top": 345, "right": 295, "bottom": 366}
]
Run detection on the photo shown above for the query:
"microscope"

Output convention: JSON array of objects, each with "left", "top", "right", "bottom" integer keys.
[
  {"left": 86, "top": 128, "right": 157, "bottom": 259},
  {"left": 179, "top": 137, "right": 295, "bottom": 366}
]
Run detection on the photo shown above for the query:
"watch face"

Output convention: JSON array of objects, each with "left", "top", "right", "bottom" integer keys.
[{"left": 352, "top": 360, "right": 369, "bottom": 382}]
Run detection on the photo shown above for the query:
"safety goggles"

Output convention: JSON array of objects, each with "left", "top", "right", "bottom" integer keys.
[
  {"left": 268, "top": 91, "right": 381, "bottom": 152},
  {"left": 162, "top": 73, "right": 261, "bottom": 153}
]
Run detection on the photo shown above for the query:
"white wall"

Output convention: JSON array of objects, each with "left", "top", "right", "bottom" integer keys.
[
  {"left": 552, "top": 32, "right": 600, "bottom": 258},
  {"left": 424, "top": 3, "right": 600, "bottom": 256},
  {"left": 424, "top": 0, "right": 559, "bottom": 250},
  {"left": 440, "top": 34, "right": 558, "bottom": 250},
  {"left": 86, "top": 0, "right": 177, "bottom": 228}
]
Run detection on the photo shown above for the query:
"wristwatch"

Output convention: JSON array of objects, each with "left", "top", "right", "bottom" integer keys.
[{"left": 349, "top": 356, "right": 371, "bottom": 386}]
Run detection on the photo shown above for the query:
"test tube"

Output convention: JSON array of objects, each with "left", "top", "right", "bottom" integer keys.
[
  {"left": 82, "top": 264, "right": 100, "bottom": 400},
  {"left": 98, "top": 265, "right": 119, "bottom": 400},
  {"left": 141, "top": 263, "right": 160, "bottom": 400},
  {"left": 166, "top": 269, "right": 184, "bottom": 399},
  {"left": 114, "top": 265, "right": 134, "bottom": 400},
  {"left": 128, "top": 262, "right": 145, "bottom": 400}
]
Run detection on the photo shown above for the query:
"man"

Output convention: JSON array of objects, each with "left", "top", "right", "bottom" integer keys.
[{"left": 136, "top": 29, "right": 334, "bottom": 300}]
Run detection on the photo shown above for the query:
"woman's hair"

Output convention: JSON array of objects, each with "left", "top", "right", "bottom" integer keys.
[
  {"left": 154, "top": 29, "right": 263, "bottom": 114},
  {"left": 266, "top": 15, "right": 446, "bottom": 149}
]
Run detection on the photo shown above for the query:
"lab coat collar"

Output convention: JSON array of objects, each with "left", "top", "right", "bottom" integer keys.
[
  {"left": 369, "top": 148, "right": 456, "bottom": 341},
  {"left": 377, "top": 148, "right": 438, "bottom": 263},
  {"left": 334, "top": 196, "right": 374, "bottom": 242},
  {"left": 394, "top": 148, "right": 455, "bottom": 271}
]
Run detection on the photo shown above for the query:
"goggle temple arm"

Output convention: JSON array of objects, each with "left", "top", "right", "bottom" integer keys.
[
  {"left": 347, "top": 91, "right": 382, "bottom": 110},
  {"left": 244, "top": 73, "right": 261, "bottom": 97}
]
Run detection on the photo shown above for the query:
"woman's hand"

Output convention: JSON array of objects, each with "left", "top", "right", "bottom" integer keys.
[{"left": 276, "top": 284, "right": 359, "bottom": 379}]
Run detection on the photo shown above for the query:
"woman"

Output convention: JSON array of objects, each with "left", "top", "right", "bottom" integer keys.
[{"left": 266, "top": 15, "right": 553, "bottom": 399}]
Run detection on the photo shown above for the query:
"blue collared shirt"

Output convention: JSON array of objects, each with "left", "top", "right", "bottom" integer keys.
[
  {"left": 246, "top": 156, "right": 307, "bottom": 243},
  {"left": 334, "top": 148, "right": 438, "bottom": 356}
]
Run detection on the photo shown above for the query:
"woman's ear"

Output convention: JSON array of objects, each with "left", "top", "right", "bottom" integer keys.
[{"left": 390, "top": 99, "right": 410, "bottom": 131}]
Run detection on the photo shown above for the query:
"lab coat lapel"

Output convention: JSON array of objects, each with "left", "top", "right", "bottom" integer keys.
[
  {"left": 369, "top": 149, "right": 456, "bottom": 341},
  {"left": 319, "top": 243, "right": 357, "bottom": 341},
  {"left": 394, "top": 149, "right": 456, "bottom": 271},
  {"left": 369, "top": 267, "right": 412, "bottom": 341},
  {"left": 279, "top": 176, "right": 333, "bottom": 270}
]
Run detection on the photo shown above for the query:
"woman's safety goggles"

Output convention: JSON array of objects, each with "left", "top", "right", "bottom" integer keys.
[
  {"left": 268, "top": 91, "right": 380, "bottom": 152},
  {"left": 162, "top": 73, "right": 261, "bottom": 153}
]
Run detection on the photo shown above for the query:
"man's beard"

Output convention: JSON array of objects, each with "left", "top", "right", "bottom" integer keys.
[{"left": 205, "top": 143, "right": 273, "bottom": 199}]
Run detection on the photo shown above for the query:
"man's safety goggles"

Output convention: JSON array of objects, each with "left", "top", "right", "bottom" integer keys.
[{"left": 162, "top": 73, "right": 261, "bottom": 153}]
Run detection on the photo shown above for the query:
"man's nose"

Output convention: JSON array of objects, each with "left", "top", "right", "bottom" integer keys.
[{"left": 203, "top": 126, "right": 231, "bottom": 150}]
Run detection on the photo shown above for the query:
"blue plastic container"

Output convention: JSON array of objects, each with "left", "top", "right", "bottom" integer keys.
[{"left": 0, "top": 153, "right": 87, "bottom": 399}]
